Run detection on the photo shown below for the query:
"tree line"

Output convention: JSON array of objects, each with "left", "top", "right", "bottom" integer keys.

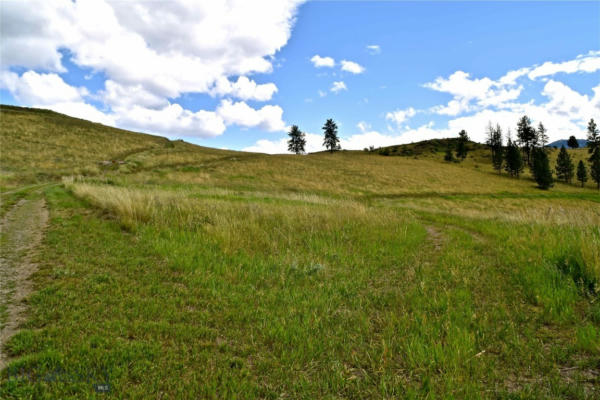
[
  {"left": 485, "top": 117, "right": 600, "bottom": 189},
  {"left": 286, "top": 116, "right": 600, "bottom": 190}
]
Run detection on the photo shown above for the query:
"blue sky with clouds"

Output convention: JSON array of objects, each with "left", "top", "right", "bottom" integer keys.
[{"left": 1, "top": 1, "right": 599, "bottom": 153}]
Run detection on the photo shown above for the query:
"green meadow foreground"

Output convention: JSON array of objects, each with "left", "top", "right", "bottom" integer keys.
[{"left": 1, "top": 106, "right": 599, "bottom": 398}]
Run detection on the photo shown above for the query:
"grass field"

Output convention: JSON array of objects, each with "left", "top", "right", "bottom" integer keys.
[{"left": 1, "top": 106, "right": 599, "bottom": 398}]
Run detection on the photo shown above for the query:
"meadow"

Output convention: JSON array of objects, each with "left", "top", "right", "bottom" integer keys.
[{"left": 1, "top": 106, "right": 599, "bottom": 398}]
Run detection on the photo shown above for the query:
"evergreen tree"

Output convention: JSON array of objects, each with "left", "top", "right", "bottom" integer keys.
[
  {"left": 555, "top": 145, "right": 574, "bottom": 183},
  {"left": 504, "top": 137, "right": 524, "bottom": 178},
  {"left": 576, "top": 160, "right": 588, "bottom": 188},
  {"left": 587, "top": 118, "right": 599, "bottom": 158},
  {"left": 486, "top": 122, "right": 503, "bottom": 174},
  {"left": 444, "top": 141, "right": 454, "bottom": 162},
  {"left": 516, "top": 115, "right": 536, "bottom": 166},
  {"left": 531, "top": 148, "right": 553, "bottom": 189},
  {"left": 567, "top": 136, "right": 579, "bottom": 149},
  {"left": 322, "top": 119, "right": 340, "bottom": 153},
  {"left": 537, "top": 122, "right": 549, "bottom": 150},
  {"left": 455, "top": 129, "right": 469, "bottom": 160},
  {"left": 287, "top": 125, "right": 306, "bottom": 154},
  {"left": 590, "top": 147, "right": 600, "bottom": 190}
]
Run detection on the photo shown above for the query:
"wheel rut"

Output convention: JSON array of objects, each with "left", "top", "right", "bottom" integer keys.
[{"left": 0, "top": 197, "right": 49, "bottom": 370}]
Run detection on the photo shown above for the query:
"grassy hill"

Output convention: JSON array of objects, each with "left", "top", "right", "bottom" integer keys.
[
  {"left": 0, "top": 105, "right": 169, "bottom": 183},
  {"left": 1, "top": 106, "right": 599, "bottom": 398}
]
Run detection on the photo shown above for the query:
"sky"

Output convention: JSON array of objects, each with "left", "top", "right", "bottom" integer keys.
[{"left": 1, "top": 0, "right": 599, "bottom": 153}]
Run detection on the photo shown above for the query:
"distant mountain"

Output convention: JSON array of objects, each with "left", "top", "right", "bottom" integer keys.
[{"left": 547, "top": 139, "right": 587, "bottom": 148}]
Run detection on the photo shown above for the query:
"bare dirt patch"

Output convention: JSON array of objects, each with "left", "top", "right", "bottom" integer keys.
[
  {"left": 0, "top": 197, "right": 49, "bottom": 370},
  {"left": 425, "top": 225, "right": 443, "bottom": 251}
]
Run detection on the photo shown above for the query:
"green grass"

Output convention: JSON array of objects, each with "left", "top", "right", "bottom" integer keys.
[{"left": 1, "top": 106, "right": 599, "bottom": 398}]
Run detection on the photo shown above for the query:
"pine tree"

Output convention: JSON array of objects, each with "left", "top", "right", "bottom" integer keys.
[
  {"left": 287, "top": 125, "right": 306, "bottom": 154},
  {"left": 567, "top": 136, "right": 579, "bottom": 149},
  {"left": 587, "top": 118, "right": 600, "bottom": 158},
  {"left": 455, "top": 129, "right": 469, "bottom": 160},
  {"left": 444, "top": 141, "right": 454, "bottom": 162},
  {"left": 555, "top": 145, "right": 574, "bottom": 183},
  {"left": 590, "top": 147, "right": 600, "bottom": 190},
  {"left": 516, "top": 115, "right": 536, "bottom": 166},
  {"left": 537, "top": 122, "right": 549, "bottom": 150},
  {"left": 486, "top": 122, "right": 503, "bottom": 174},
  {"left": 322, "top": 119, "right": 340, "bottom": 153},
  {"left": 531, "top": 148, "right": 553, "bottom": 189},
  {"left": 576, "top": 160, "right": 588, "bottom": 188},
  {"left": 504, "top": 137, "right": 524, "bottom": 178}
]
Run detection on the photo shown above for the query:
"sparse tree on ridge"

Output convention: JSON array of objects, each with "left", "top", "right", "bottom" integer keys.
[
  {"left": 455, "top": 129, "right": 469, "bottom": 160},
  {"left": 587, "top": 118, "right": 599, "bottom": 158},
  {"left": 576, "top": 160, "right": 588, "bottom": 188},
  {"left": 444, "top": 141, "right": 454, "bottom": 162},
  {"left": 486, "top": 122, "right": 503, "bottom": 174},
  {"left": 537, "top": 122, "right": 549, "bottom": 150},
  {"left": 504, "top": 136, "right": 524, "bottom": 178},
  {"left": 322, "top": 119, "right": 340, "bottom": 153},
  {"left": 555, "top": 145, "right": 574, "bottom": 183},
  {"left": 567, "top": 136, "right": 579, "bottom": 149},
  {"left": 532, "top": 148, "right": 553, "bottom": 189},
  {"left": 590, "top": 147, "right": 600, "bottom": 190},
  {"left": 516, "top": 115, "right": 536, "bottom": 166},
  {"left": 287, "top": 125, "right": 306, "bottom": 154}
]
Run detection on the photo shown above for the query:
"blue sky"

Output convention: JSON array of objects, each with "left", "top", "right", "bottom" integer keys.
[{"left": 1, "top": 1, "right": 599, "bottom": 153}]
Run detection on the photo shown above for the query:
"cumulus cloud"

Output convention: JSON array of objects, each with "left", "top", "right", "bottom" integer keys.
[
  {"left": 340, "top": 60, "right": 365, "bottom": 74},
  {"left": 331, "top": 81, "right": 347, "bottom": 93},
  {"left": 385, "top": 107, "right": 416, "bottom": 126},
  {"left": 424, "top": 71, "right": 523, "bottom": 114},
  {"left": 116, "top": 104, "right": 224, "bottom": 137},
  {"left": 310, "top": 55, "right": 335, "bottom": 68},
  {"left": 0, "top": 0, "right": 303, "bottom": 138},
  {"left": 216, "top": 99, "right": 285, "bottom": 132},
  {"left": 208, "top": 76, "right": 278, "bottom": 101},
  {"left": 0, "top": 70, "right": 88, "bottom": 105}
]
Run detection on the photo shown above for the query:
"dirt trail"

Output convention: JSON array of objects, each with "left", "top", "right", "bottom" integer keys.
[
  {"left": 0, "top": 197, "right": 49, "bottom": 370},
  {"left": 425, "top": 225, "right": 443, "bottom": 251}
]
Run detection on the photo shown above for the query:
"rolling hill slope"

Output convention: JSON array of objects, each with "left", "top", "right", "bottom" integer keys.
[{"left": 0, "top": 105, "right": 599, "bottom": 398}]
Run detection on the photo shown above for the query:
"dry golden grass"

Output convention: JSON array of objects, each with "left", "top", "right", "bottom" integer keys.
[{"left": 0, "top": 105, "right": 167, "bottom": 182}]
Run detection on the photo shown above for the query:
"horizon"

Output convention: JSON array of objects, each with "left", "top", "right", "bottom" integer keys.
[{"left": 1, "top": 1, "right": 599, "bottom": 153}]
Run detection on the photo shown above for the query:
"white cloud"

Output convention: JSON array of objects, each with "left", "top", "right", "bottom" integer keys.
[
  {"left": 366, "top": 45, "right": 381, "bottom": 55},
  {"left": 101, "top": 80, "right": 167, "bottom": 110},
  {"left": 340, "top": 60, "right": 365, "bottom": 74},
  {"left": 0, "top": 70, "right": 88, "bottom": 105},
  {"left": 39, "top": 102, "right": 116, "bottom": 126},
  {"left": 208, "top": 76, "right": 278, "bottom": 101},
  {"left": 357, "top": 121, "right": 371, "bottom": 133},
  {"left": 216, "top": 99, "right": 285, "bottom": 132},
  {"left": 424, "top": 70, "right": 524, "bottom": 116},
  {"left": 528, "top": 50, "right": 600, "bottom": 80},
  {"left": 310, "top": 55, "right": 335, "bottom": 68},
  {"left": 318, "top": 90, "right": 327, "bottom": 97},
  {"left": 0, "top": 0, "right": 304, "bottom": 138},
  {"left": 331, "top": 81, "right": 347, "bottom": 93},
  {"left": 385, "top": 107, "right": 416, "bottom": 126},
  {"left": 0, "top": 0, "right": 302, "bottom": 139},
  {"left": 243, "top": 132, "right": 322, "bottom": 154},
  {"left": 117, "top": 103, "right": 225, "bottom": 137}
]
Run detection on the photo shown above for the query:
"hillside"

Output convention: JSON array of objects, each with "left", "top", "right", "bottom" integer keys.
[
  {"left": 0, "top": 105, "right": 170, "bottom": 182},
  {"left": 548, "top": 138, "right": 588, "bottom": 148},
  {"left": 1, "top": 106, "right": 599, "bottom": 398}
]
